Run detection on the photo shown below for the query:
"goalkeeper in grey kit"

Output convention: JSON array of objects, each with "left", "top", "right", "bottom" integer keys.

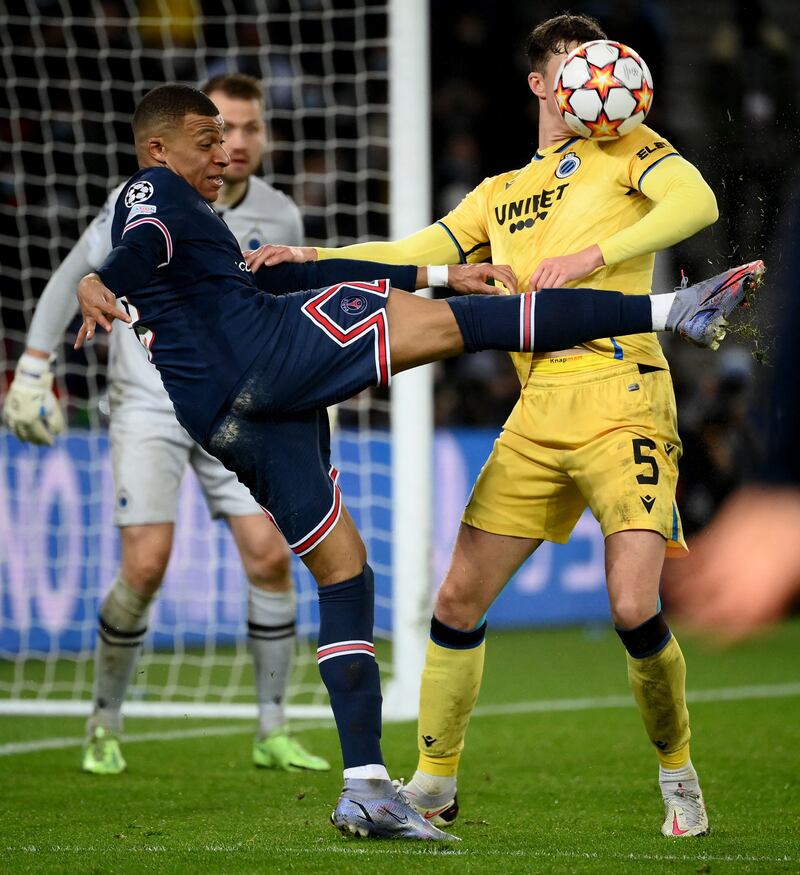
[{"left": 1, "top": 74, "right": 330, "bottom": 776}]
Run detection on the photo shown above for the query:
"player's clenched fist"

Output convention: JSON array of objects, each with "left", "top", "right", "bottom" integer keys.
[
  {"left": 74, "top": 273, "right": 131, "bottom": 349},
  {"left": 2, "top": 352, "right": 65, "bottom": 446}
]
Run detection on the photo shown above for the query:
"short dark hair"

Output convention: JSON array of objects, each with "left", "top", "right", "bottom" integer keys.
[
  {"left": 132, "top": 84, "right": 219, "bottom": 139},
  {"left": 525, "top": 12, "right": 606, "bottom": 72},
  {"left": 200, "top": 73, "right": 265, "bottom": 104}
]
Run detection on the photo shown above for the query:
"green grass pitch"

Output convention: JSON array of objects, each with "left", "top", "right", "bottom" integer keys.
[{"left": 2, "top": 621, "right": 799, "bottom": 874}]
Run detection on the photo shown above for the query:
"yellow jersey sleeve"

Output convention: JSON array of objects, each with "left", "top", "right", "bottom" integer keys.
[
  {"left": 317, "top": 222, "right": 460, "bottom": 265},
  {"left": 437, "top": 175, "right": 501, "bottom": 264},
  {"left": 598, "top": 156, "right": 718, "bottom": 266},
  {"left": 597, "top": 127, "right": 718, "bottom": 266},
  {"left": 316, "top": 222, "right": 460, "bottom": 265}
]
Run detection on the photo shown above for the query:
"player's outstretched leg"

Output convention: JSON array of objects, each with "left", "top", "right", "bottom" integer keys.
[
  {"left": 386, "top": 261, "right": 764, "bottom": 372},
  {"left": 665, "top": 260, "right": 764, "bottom": 349}
]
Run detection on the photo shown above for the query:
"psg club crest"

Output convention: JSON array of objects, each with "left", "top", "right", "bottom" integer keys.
[
  {"left": 340, "top": 294, "right": 368, "bottom": 315},
  {"left": 125, "top": 180, "right": 154, "bottom": 208},
  {"left": 555, "top": 151, "right": 581, "bottom": 179}
]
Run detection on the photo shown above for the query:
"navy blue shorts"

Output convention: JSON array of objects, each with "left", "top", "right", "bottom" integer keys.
[{"left": 207, "top": 278, "right": 392, "bottom": 555}]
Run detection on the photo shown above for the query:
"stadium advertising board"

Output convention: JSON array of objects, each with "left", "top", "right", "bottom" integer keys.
[{"left": 0, "top": 430, "right": 609, "bottom": 653}]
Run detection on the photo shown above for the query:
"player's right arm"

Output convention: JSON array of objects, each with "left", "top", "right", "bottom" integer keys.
[
  {"left": 248, "top": 176, "right": 497, "bottom": 271},
  {"left": 2, "top": 189, "right": 118, "bottom": 445}
]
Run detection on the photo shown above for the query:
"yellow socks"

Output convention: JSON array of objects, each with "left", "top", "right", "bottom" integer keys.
[
  {"left": 416, "top": 616, "right": 487, "bottom": 777},
  {"left": 617, "top": 612, "right": 691, "bottom": 767},
  {"left": 627, "top": 636, "right": 691, "bottom": 765}
]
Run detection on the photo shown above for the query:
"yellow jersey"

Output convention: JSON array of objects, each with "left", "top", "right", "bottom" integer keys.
[{"left": 439, "top": 124, "right": 681, "bottom": 380}]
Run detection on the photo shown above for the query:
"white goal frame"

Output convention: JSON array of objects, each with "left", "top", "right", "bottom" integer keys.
[{"left": 1, "top": 0, "right": 433, "bottom": 724}]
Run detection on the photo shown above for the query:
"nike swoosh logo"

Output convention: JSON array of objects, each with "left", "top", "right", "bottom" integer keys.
[
  {"left": 423, "top": 803, "right": 452, "bottom": 820},
  {"left": 380, "top": 806, "right": 409, "bottom": 824},
  {"left": 672, "top": 812, "right": 689, "bottom": 836}
]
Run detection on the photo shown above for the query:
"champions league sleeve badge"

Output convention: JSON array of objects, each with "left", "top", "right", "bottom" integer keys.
[{"left": 125, "top": 180, "right": 155, "bottom": 208}]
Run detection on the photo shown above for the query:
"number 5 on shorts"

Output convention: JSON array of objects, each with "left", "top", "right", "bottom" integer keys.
[{"left": 632, "top": 437, "right": 659, "bottom": 485}]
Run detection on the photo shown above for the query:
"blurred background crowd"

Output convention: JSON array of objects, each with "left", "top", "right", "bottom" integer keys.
[{"left": 2, "top": 0, "right": 798, "bottom": 536}]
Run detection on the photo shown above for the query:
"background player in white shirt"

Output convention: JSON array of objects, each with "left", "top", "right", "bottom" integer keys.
[{"left": 1, "top": 73, "right": 330, "bottom": 776}]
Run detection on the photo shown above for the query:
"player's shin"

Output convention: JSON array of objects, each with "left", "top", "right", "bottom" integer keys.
[
  {"left": 316, "top": 563, "right": 387, "bottom": 779},
  {"left": 447, "top": 288, "right": 654, "bottom": 354},
  {"left": 408, "top": 616, "right": 486, "bottom": 814},
  {"left": 616, "top": 612, "right": 691, "bottom": 768},
  {"left": 89, "top": 575, "right": 153, "bottom": 735}
]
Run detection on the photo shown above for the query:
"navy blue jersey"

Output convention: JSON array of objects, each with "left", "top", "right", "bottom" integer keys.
[{"left": 96, "top": 166, "right": 416, "bottom": 442}]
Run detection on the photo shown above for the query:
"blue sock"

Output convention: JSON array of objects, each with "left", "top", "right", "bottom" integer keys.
[
  {"left": 447, "top": 288, "right": 652, "bottom": 353},
  {"left": 317, "top": 564, "right": 383, "bottom": 769}
]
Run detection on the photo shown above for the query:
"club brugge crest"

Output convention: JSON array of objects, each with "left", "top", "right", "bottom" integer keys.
[
  {"left": 125, "top": 180, "right": 154, "bottom": 207},
  {"left": 340, "top": 294, "right": 368, "bottom": 315},
  {"left": 555, "top": 151, "right": 581, "bottom": 179}
]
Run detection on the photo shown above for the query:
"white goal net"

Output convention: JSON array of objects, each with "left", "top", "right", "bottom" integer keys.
[{"left": 0, "top": 0, "right": 431, "bottom": 720}]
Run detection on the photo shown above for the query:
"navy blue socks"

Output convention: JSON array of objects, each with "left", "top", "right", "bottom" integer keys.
[
  {"left": 316, "top": 564, "right": 384, "bottom": 769},
  {"left": 447, "top": 288, "right": 653, "bottom": 353},
  {"left": 616, "top": 611, "right": 672, "bottom": 658}
]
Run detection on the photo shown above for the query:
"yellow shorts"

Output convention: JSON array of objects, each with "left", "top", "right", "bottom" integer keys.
[{"left": 462, "top": 353, "right": 687, "bottom": 553}]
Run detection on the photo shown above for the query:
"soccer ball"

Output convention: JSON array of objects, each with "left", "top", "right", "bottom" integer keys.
[{"left": 553, "top": 40, "right": 653, "bottom": 140}]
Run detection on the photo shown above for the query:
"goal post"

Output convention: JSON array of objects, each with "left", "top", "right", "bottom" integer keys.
[
  {"left": 0, "top": 1, "right": 432, "bottom": 722},
  {"left": 383, "top": 0, "right": 434, "bottom": 721}
]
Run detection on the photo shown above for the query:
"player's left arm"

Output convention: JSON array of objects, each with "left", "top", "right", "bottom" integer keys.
[
  {"left": 252, "top": 258, "right": 514, "bottom": 296},
  {"left": 529, "top": 153, "right": 718, "bottom": 291},
  {"left": 246, "top": 223, "right": 464, "bottom": 272},
  {"left": 596, "top": 155, "right": 718, "bottom": 267}
]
